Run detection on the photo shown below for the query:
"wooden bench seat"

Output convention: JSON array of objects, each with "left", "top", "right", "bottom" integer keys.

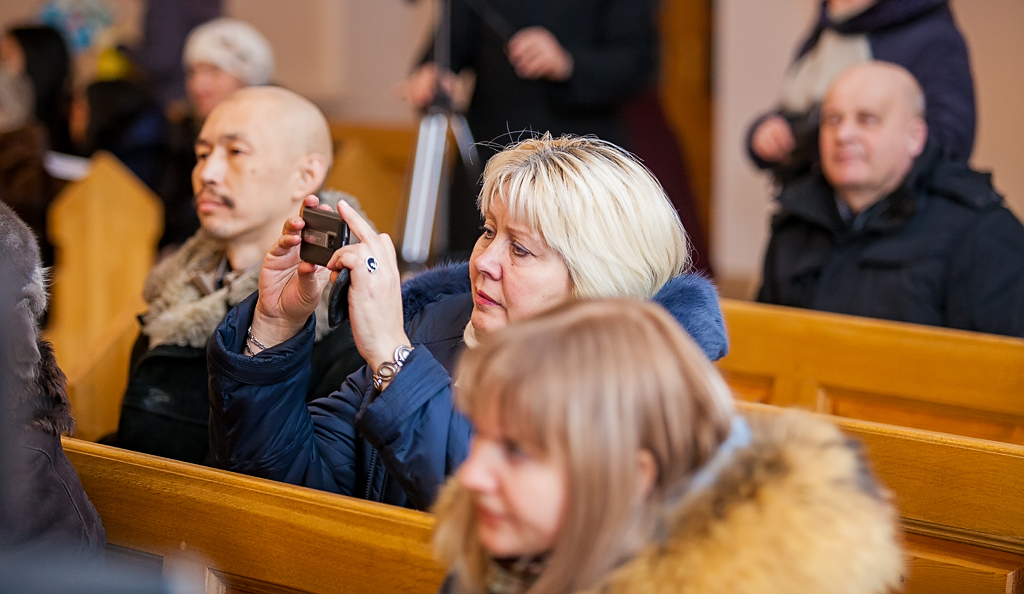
[
  {"left": 719, "top": 299, "right": 1024, "bottom": 445},
  {"left": 63, "top": 438, "right": 444, "bottom": 594}
]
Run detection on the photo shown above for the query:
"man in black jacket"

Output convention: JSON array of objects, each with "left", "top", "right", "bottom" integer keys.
[
  {"left": 115, "top": 86, "right": 366, "bottom": 464},
  {"left": 758, "top": 62, "right": 1024, "bottom": 338}
]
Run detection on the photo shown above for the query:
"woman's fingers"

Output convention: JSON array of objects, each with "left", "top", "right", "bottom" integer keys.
[{"left": 336, "top": 200, "right": 380, "bottom": 246}]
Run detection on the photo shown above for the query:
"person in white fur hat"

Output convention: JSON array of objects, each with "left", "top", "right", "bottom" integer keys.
[{"left": 183, "top": 17, "right": 274, "bottom": 119}]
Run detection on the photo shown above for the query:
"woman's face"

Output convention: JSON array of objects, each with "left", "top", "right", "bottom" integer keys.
[
  {"left": 458, "top": 403, "right": 567, "bottom": 558},
  {"left": 468, "top": 197, "right": 572, "bottom": 336},
  {"left": 187, "top": 62, "right": 246, "bottom": 119},
  {"left": 0, "top": 35, "right": 25, "bottom": 75}
]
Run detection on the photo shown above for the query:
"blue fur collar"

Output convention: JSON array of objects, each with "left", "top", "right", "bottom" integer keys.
[{"left": 400, "top": 263, "right": 728, "bottom": 361}]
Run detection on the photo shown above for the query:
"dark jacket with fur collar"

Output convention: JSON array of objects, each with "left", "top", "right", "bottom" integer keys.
[
  {"left": 757, "top": 142, "right": 1024, "bottom": 338},
  {"left": 0, "top": 201, "right": 105, "bottom": 554},
  {"left": 207, "top": 263, "right": 727, "bottom": 510},
  {"left": 116, "top": 233, "right": 364, "bottom": 464}
]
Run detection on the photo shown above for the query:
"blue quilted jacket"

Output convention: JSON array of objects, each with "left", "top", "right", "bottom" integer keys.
[{"left": 207, "top": 263, "right": 727, "bottom": 510}]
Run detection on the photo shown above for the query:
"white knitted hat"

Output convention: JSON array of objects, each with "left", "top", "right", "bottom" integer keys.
[{"left": 183, "top": 18, "right": 274, "bottom": 86}]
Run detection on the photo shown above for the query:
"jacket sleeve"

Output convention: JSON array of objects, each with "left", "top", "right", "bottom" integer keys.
[
  {"left": 548, "top": 0, "right": 658, "bottom": 110},
  {"left": 354, "top": 347, "right": 473, "bottom": 511},
  {"left": 207, "top": 292, "right": 360, "bottom": 495},
  {"left": 945, "top": 208, "right": 1024, "bottom": 338},
  {"left": 901, "top": 20, "right": 976, "bottom": 162}
]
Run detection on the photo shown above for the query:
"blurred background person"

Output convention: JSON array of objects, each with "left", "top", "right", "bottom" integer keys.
[
  {"left": 757, "top": 62, "right": 1024, "bottom": 337},
  {"left": 69, "top": 78, "right": 167, "bottom": 193},
  {"left": 746, "top": 0, "right": 974, "bottom": 186},
  {"left": 0, "top": 27, "right": 60, "bottom": 272},
  {"left": 3, "top": 25, "right": 73, "bottom": 154},
  {"left": 128, "top": 0, "right": 224, "bottom": 109}
]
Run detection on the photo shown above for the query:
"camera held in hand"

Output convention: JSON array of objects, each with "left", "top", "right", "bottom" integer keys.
[{"left": 300, "top": 205, "right": 349, "bottom": 267}]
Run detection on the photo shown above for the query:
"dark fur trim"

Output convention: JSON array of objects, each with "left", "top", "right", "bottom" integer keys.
[
  {"left": 401, "top": 262, "right": 472, "bottom": 325},
  {"left": 29, "top": 338, "right": 74, "bottom": 436}
]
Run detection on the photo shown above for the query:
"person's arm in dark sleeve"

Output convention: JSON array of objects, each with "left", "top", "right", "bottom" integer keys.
[
  {"left": 904, "top": 25, "right": 976, "bottom": 161},
  {"left": 354, "top": 348, "right": 472, "bottom": 511},
  {"left": 745, "top": 109, "right": 787, "bottom": 171},
  {"left": 207, "top": 292, "right": 360, "bottom": 495},
  {"left": 945, "top": 208, "right": 1024, "bottom": 338},
  {"left": 756, "top": 229, "right": 783, "bottom": 305},
  {"left": 549, "top": 0, "right": 658, "bottom": 110},
  {"left": 419, "top": 0, "right": 479, "bottom": 74}
]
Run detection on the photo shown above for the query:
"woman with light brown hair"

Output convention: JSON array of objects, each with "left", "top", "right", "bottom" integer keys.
[{"left": 434, "top": 298, "right": 904, "bottom": 594}]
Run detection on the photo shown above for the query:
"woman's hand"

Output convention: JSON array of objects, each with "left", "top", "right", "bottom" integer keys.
[
  {"left": 326, "top": 200, "right": 411, "bottom": 375},
  {"left": 506, "top": 27, "right": 574, "bottom": 82},
  {"left": 751, "top": 115, "right": 796, "bottom": 164},
  {"left": 250, "top": 195, "right": 331, "bottom": 350}
]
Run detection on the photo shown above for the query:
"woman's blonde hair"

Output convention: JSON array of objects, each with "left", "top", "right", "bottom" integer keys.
[
  {"left": 434, "top": 299, "right": 735, "bottom": 594},
  {"left": 478, "top": 134, "right": 690, "bottom": 300}
]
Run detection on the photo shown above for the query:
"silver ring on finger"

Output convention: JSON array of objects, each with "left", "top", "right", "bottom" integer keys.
[{"left": 366, "top": 256, "right": 378, "bottom": 274}]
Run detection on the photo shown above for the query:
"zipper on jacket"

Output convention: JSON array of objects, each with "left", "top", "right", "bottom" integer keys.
[{"left": 364, "top": 448, "right": 378, "bottom": 500}]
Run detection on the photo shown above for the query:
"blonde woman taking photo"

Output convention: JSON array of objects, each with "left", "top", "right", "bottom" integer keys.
[
  {"left": 435, "top": 298, "right": 904, "bottom": 594},
  {"left": 207, "top": 134, "right": 727, "bottom": 510}
]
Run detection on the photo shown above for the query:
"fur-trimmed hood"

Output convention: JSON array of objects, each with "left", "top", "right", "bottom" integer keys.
[
  {"left": 588, "top": 410, "right": 904, "bottom": 594},
  {"left": 141, "top": 233, "right": 334, "bottom": 348},
  {"left": 400, "top": 262, "right": 728, "bottom": 361}
]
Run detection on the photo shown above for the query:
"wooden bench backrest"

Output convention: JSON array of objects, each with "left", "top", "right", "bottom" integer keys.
[
  {"left": 67, "top": 406, "right": 1023, "bottom": 594},
  {"left": 325, "top": 124, "right": 417, "bottom": 236},
  {"left": 738, "top": 402, "right": 1024, "bottom": 594},
  {"left": 46, "top": 152, "right": 161, "bottom": 372},
  {"left": 63, "top": 438, "right": 445, "bottom": 594},
  {"left": 62, "top": 309, "right": 139, "bottom": 441},
  {"left": 719, "top": 299, "right": 1024, "bottom": 444}
]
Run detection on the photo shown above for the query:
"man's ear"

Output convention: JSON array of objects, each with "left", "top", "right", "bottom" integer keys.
[
  {"left": 636, "top": 449, "right": 658, "bottom": 500},
  {"left": 907, "top": 117, "right": 928, "bottom": 158},
  {"left": 293, "top": 153, "right": 329, "bottom": 200}
]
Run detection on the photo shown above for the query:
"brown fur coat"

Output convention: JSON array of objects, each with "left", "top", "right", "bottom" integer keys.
[{"left": 588, "top": 410, "right": 904, "bottom": 594}]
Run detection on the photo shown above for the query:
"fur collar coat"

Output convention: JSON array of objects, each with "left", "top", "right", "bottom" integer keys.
[
  {"left": 140, "top": 232, "right": 333, "bottom": 349},
  {"left": 586, "top": 410, "right": 903, "bottom": 594}
]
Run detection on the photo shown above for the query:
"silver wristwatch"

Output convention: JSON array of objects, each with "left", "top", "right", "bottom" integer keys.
[{"left": 372, "top": 345, "right": 414, "bottom": 391}]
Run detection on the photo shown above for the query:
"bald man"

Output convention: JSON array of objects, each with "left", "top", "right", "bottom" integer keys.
[
  {"left": 115, "top": 87, "right": 366, "bottom": 463},
  {"left": 758, "top": 62, "right": 1024, "bottom": 338}
]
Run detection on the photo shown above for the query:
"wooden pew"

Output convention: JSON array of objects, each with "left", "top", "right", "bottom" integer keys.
[
  {"left": 45, "top": 152, "right": 161, "bottom": 440},
  {"left": 718, "top": 299, "right": 1024, "bottom": 445},
  {"left": 739, "top": 401, "right": 1024, "bottom": 594},
  {"left": 63, "top": 310, "right": 139, "bottom": 441},
  {"left": 65, "top": 407, "right": 1022, "bottom": 594},
  {"left": 63, "top": 438, "right": 445, "bottom": 594},
  {"left": 326, "top": 123, "right": 418, "bottom": 236}
]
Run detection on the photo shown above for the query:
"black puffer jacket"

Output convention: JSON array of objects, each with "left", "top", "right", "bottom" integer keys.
[{"left": 757, "top": 142, "right": 1024, "bottom": 338}]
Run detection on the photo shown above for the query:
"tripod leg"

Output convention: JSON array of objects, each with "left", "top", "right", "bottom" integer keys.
[{"left": 401, "top": 114, "right": 450, "bottom": 264}]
